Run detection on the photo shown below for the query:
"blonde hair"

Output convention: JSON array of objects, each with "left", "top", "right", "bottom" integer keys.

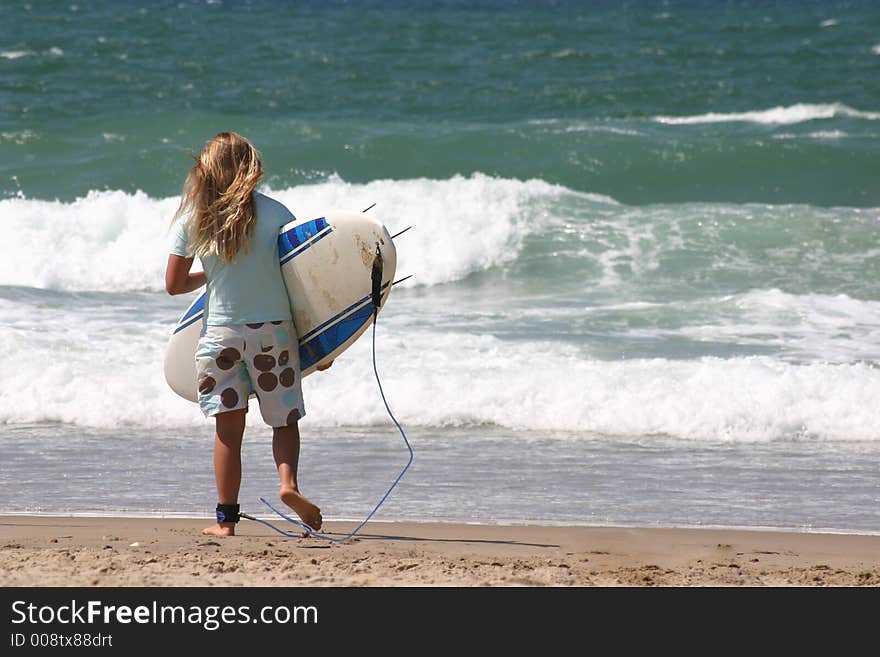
[{"left": 173, "top": 132, "right": 264, "bottom": 264}]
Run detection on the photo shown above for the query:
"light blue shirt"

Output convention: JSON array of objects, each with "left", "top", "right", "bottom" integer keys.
[{"left": 170, "top": 192, "right": 294, "bottom": 326}]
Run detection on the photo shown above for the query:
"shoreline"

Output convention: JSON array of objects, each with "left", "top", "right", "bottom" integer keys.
[
  {"left": 2, "top": 515, "right": 879, "bottom": 587},
  {"left": 3, "top": 510, "right": 880, "bottom": 538}
]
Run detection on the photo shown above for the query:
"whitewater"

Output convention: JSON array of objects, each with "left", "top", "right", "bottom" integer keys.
[{"left": 3, "top": 174, "right": 880, "bottom": 447}]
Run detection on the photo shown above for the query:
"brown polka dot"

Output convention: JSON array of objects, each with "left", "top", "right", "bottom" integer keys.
[
  {"left": 220, "top": 388, "right": 239, "bottom": 408},
  {"left": 198, "top": 376, "right": 216, "bottom": 394},
  {"left": 253, "top": 354, "right": 276, "bottom": 372},
  {"left": 270, "top": 320, "right": 283, "bottom": 325},
  {"left": 216, "top": 348, "right": 240, "bottom": 370},
  {"left": 246, "top": 323, "right": 264, "bottom": 329},
  {"left": 286, "top": 409, "right": 301, "bottom": 425},
  {"left": 278, "top": 350, "right": 289, "bottom": 366},
  {"left": 258, "top": 372, "right": 278, "bottom": 392},
  {"left": 279, "top": 367, "right": 296, "bottom": 387},
  {"left": 261, "top": 344, "right": 273, "bottom": 353}
]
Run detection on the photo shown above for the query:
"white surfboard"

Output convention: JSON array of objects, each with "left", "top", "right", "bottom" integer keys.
[{"left": 164, "top": 211, "right": 397, "bottom": 403}]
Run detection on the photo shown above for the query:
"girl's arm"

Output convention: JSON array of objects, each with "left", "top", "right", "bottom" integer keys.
[{"left": 165, "top": 254, "right": 207, "bottom": 295}]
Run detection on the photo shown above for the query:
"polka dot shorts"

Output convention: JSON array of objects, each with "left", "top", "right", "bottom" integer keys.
[{"left": 195, "top": 320, "right": 305, "bottom": 427}]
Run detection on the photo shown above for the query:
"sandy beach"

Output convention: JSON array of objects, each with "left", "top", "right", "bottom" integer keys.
[{"left": 1, "top": 515, "right": 878, "bottom": 587}]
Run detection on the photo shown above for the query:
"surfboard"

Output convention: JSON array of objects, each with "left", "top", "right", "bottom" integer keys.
[{"left": 164, "top": 211, "right": 397, "bottom": 403}]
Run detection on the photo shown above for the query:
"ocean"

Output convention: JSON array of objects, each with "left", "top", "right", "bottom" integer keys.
[{"left": 1, "top": 0, "right": 879, "bottom": 534}]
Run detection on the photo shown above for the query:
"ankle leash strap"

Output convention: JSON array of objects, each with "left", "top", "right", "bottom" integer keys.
[{"left": 216, "top": 503, "right": 241, "bottom": 524}]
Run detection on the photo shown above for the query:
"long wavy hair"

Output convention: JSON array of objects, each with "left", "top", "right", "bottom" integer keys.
[{"left": 173, "top": 132, "right": 264, "bottom": 264}]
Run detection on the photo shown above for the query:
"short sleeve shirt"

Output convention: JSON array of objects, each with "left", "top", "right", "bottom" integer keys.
[{"left": 170, "top": 192, "right": 294, "bottom": 326}]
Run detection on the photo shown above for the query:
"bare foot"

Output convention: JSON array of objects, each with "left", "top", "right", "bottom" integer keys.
[
  {"left": 280, "top": 486, "right": 322, "bottom": 531},
  {"left": 201, "top": 522, "right": 235, "bottom": 537}
]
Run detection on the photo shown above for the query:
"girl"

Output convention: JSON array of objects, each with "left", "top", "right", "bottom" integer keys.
[{"left": 165, "top": 132, "right": 328, "bottom": 536}]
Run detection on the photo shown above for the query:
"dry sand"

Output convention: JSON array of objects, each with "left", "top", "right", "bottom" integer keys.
[{"left": 1, "top": 515, "right": 878, "bottom": 587}]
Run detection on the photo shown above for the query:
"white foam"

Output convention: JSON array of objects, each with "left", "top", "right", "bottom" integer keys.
[
  {"left": 872, "top": 44, "right": 880, "bottom": 55},
  {"left": 658, "top": 289, "right": 880, "bottom": 362},
  {"left": 0, "top": 130, "right": 39, "bottom": 144},
  {"left": 0, "top": 50, "right": 33, "bottom": 60},
  {"left": 305, "top": 329, "right": 880, "bottom": 443},
  {"left": 654, "top": 103, "right": 880, "bottom": 125},
  {"left": 4, "top": 305, "right": 878, "bottom": 443},
  {"left": 3, "top": 280, "right": 880, "bottom": 443},
  {"left": 0, "top": 296, "right": 205, "bottom": 429},
  {"left": 0, "top": 174, "right": 601, "bottom": 292},
  {"left": 773, "top": 130, "right": 848, "bottom": 140},
  {"left": 266, "top": 173, "right": 597, "bottom": 287},
  {"left": 0, "top": 190, "right": 181, "bottom": 292},
  {"left": 526, "top": 118, "right": 643, "bottom": 137},
  {"left": 563, "top": 124, "right": 642, "bottom": 136}
]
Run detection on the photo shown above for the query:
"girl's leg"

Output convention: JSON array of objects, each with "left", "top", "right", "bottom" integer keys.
[
  {"left": 202, "top": 409, "right": 246, "bottom": 537},
  {"left": 273, "top": 422, "right": 322, "bottom": 531}
]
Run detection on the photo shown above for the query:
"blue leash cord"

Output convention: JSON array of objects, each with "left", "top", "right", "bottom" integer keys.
[{"left": 242, "top": 313, "right": 413, "bottom": 542}]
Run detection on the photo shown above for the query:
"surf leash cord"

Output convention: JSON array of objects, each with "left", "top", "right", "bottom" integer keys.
[{"left": 242, "top": 241, "right": 413, "bottom": 542}]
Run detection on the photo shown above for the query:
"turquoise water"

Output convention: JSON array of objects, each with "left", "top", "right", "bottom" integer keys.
[
  {"left": 2, "top": 1, "right": 879, "bottom": 205},
  {"left": 1, "top": 1, "right": 879, "bottom": 532}
]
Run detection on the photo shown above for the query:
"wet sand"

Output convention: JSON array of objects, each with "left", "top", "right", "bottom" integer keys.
[{"left": 2, "top": 515, "right": 879, "bottom": 587}]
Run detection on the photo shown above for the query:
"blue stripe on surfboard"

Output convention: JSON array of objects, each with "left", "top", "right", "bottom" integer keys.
[
  {"left": 297, "top": 281, "right": 392, "bottom": 344},
  {"left": 175, "top": 311, "right": 204, "bottom": 334},
  {"left": 280, "top": 227, "right": 332, "bottom": 265},
  {"left": 299, "top": 303, "right": 376, "bottom": 371},
  {"left": 174, "top": 294, "right": 205, "bottom": 334},
  {"left": 278, "top": 217, "right": 332, "bottom": 264}
]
